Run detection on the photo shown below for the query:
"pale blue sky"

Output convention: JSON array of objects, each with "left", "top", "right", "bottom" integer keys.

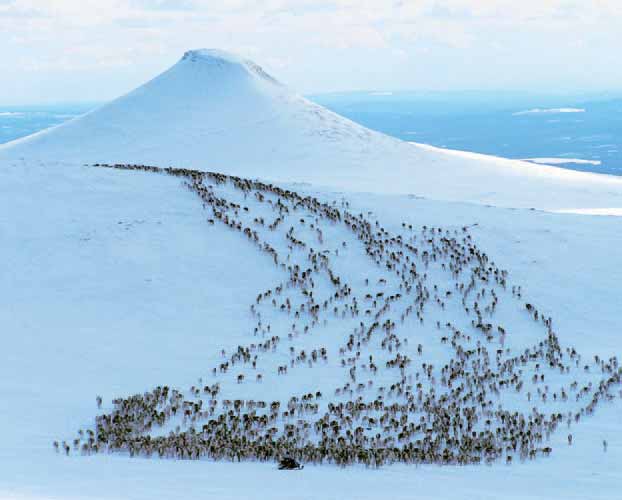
[{"left": 1, "top": 0, "right": 621, "bottom": 104}]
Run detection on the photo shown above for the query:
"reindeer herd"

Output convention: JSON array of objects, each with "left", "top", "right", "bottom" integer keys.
[{"left": 54, "top": 163, "right": 620, "bottom": 467}]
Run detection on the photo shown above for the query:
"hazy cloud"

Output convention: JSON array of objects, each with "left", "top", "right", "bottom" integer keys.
[{"left": 1, "top": 0, "right": 621, "bottom": 103}]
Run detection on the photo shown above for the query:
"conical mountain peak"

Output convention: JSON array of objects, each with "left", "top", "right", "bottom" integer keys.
[{"left": 178, "top": 48, "right": 281, "bottom": 86}]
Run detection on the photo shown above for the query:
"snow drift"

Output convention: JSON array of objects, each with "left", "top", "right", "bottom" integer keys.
[{"left": 2, "top": 48, "right": 622, "bottom": 213}]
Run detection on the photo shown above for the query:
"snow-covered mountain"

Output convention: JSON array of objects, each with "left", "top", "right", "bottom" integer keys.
[
  {"left": 2, "top": 49, "right": 622, "bottom": 500},
  {"left": 2, "top": 48, "right": 622, "bottom": 213}
]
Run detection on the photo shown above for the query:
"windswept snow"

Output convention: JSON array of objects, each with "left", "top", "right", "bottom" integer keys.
[
  {"left": 523, "top": 158, "right": 602, "bottom": 166},
  {"left": 555, "top": 207, "right": 622, "bottom": 216},
  {"left": 1, "top": 49, "right": 621, "bottom": 214}
]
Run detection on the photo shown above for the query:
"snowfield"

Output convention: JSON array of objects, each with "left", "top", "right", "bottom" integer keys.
[{"left": 1, "top": 50, "right": 622, "bottom": 500}]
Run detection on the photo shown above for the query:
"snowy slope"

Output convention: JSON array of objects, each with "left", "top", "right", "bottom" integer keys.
[
  {"left": 1, "top": 49, "right": 622, "bottom": 213},
  {"left": 1, "top": 162, "right": 622, "bottom": 500}
]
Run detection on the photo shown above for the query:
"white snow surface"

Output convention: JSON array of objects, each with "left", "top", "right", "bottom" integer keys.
[
  {"left": 1, "top": 49, "right": 621, "bottom": 214},
  {"left": 2, "top": 50, "right": 622, "bottom": 500},
  {"left": 523, "top": 158, "right": 602, "bottom": 166},
  {"left": 2, "top": 162, "right": 622, "bottom": 500}
]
